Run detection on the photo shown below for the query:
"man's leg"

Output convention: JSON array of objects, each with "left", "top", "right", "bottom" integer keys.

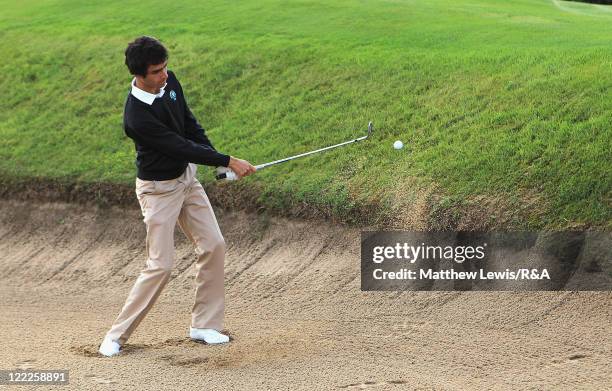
[
  {"left": 103, "top": 178, "right": 185, "bottom": 348},
  {"left": 177, "top": 178, "right": 226, "bottom": 335}
]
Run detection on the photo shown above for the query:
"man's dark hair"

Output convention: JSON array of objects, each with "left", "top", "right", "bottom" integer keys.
[{"left": 125, "top": 36, "right": 168, "bottom": 77}]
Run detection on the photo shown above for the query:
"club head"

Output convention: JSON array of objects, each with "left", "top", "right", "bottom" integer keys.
[{"left": 367, "top": 121, "right": 373, "bottom": 138}]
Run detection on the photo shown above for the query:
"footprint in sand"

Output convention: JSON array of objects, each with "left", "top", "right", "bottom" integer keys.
[
  {"left": 338, "top": 380, "right": 408, "bottom": 389},
  {"left": 85, "top": 374, "right": 116, "bottom": 384},
  {"left": 158, "top": 354, "right": 209, "bottom": 367},
  {"left": 568, "top": 354, "right": 588, "bottom": 361},
  {"left": 69, "top": 344, "right": 105, "bottom": 357},
  {"left": 549, "top": 353, "right": 589, "bottom": 366},
  {"left": 15, "top": 359, "right": 36, "bottom": 370},
  {"left": 69, "top": 335, "right": 232, "bottom": 360}
]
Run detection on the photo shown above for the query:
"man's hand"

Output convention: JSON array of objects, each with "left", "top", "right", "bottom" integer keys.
[{"left": 228, "top": 157, "right": 256, "bottom": 179}]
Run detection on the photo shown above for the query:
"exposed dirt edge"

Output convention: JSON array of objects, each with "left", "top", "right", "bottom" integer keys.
[
  {"left": 0, "top": 176, "right": 401, "bottom": 229},
  {"left": 0, "top": 175, "right": 350, "bottom": 223},
  {"left": 0, "top": 176, "right": 599, "bottom": 230}
]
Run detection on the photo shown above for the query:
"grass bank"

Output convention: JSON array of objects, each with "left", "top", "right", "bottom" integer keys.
[{"left": 0, "top": 0, "right": 610, "bottom": 228}]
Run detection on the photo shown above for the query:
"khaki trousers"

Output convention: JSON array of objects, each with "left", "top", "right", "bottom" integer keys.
[{"left": 106, "top": 164, "right": 225, "bottom": 345}]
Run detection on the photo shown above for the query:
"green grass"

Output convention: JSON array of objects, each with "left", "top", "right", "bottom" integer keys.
[{"left": 0, "top": 0, "right": 610, "bottom": 228}]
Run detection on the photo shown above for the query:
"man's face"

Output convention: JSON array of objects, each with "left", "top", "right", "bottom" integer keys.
[{"left": 135, "top": 60, "right": 168, "bottom": 93}]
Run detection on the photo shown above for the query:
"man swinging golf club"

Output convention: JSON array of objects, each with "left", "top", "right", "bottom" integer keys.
[{"left": 99, "top": 36, "right": 256, "bottom": 357}]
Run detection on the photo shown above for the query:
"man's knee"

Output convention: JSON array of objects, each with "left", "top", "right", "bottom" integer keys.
[
  {"left": 208, "top": 234, "right": 226, "bottom": 254},
  {"left": 197, "top": 235, "right": 225, "bottom": 256},
  {"left": 144, "top": 213, "right": 169, "bottom": 227},
  {"left": 145, "top": 259, "right": 174, "bottom": 275},
  {"left": 215, "top": 236, "right": 226, "bottom": 254}
]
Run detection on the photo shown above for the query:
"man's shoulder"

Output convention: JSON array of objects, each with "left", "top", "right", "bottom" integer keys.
[
  {"left": 167, "top": 70, "right": 179, "bottom": 84},
  {"left": 123, "top": 94, "right": 151, "bottom": 125},
  {"left": 124, "top": 94, "right": 148, "bottom": 111}
]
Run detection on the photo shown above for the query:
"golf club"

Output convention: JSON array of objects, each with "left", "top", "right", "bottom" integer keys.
[{"left": 216, "top": 121, "right": 373, "bottom": 181}]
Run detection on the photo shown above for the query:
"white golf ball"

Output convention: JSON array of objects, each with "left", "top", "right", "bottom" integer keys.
[{"left": 393, "top": 140, "right": 404, "bottom": 150}]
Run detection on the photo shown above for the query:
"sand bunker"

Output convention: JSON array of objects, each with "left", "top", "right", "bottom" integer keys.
[{"left": 0, "top": 199, "right": 610, "bottom": 389}]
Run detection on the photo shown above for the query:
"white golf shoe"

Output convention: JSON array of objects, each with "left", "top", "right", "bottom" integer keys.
[
  {"left": 98, "top": 337, "right": 121, "bottom": 357},
  {"left": 189, "top": 328, "right": 230, "bottom": 344}
]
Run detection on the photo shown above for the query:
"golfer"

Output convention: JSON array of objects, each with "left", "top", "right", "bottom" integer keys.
[{"left": 99, "top": 36, "right": 255, "bottom": 357}]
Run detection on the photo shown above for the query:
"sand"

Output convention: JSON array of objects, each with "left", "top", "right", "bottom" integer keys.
[{"left": 0, "top": 199, "right": 610, "bottom": 390}]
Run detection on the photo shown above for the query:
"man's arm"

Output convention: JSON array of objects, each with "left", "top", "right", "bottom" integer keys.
[
  {"left": 181, "top": 109, "right": 258, "bottom": 178},
  {"left": 168, "top": 71, "right": 256, "bottom": 177},
  {"left": 126, "top": 109, "right": 230, "bottom": 167}
]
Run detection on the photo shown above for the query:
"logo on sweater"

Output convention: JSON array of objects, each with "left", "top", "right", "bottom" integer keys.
[{"left": 169, "top": 90, "right": 177, "bottom": 101}]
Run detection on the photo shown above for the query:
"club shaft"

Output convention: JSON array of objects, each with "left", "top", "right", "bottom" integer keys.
[{"left": 255, "top": 135, "right": 368, "bottom": 170}]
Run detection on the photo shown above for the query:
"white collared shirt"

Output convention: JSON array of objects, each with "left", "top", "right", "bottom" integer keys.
[{"left": 130, "top": 78, "right": 167, "bottom": 105}]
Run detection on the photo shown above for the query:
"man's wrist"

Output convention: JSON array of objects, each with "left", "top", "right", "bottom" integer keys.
[{"left": 221, "top": 154, "right": 232, "bottom": 168}]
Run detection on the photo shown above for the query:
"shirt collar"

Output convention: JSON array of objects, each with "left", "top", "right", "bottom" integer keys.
[{"left": 130, "top": 78, "right": 167, "bottom": 105}]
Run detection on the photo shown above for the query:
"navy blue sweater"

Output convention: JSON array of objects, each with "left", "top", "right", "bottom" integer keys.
[{"left": 124, "top": 71, "right": 230, "bottom": 180}]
